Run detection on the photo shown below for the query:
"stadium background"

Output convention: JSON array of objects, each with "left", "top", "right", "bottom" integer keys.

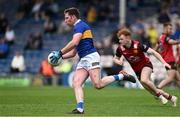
[
  {"left": 0, "top": 0, "right": 180, "bottom": 116},
  {"left": 0, "top": 0, "right": 179, "bottom": 87}
]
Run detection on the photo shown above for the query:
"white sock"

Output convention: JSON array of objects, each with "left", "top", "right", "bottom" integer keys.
[
  {"left": 77, "top": 108, "right": 84, "bottom": 112},
  {"left": 113, "top": 74, "right": 124, "bottom": 81}
]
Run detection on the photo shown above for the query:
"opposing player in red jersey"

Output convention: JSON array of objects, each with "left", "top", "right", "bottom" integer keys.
[
  {"left": 155, "top": 23, "right": 180, "bottom": 89},
  {"left": 176, "top": 44, "right": 180, "bottom": 83},
  {"left": 113, "top": 28, "right": 177, "bottom": 107},
  {"left": 175, "top": 44, "right": 180, "bottom": 87}
]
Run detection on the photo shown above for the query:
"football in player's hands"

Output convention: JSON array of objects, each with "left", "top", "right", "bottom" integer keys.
[{"left": 48, "top": 51, "right": 62, "bottom": 66}]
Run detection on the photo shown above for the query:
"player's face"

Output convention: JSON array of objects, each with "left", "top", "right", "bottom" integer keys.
[
  {"left": 118, "top": 35, "right": 129, "bottom": 46},
  {"left": 64, "top": 13, "right": 75, "bottom": 26},
  {"left": 165, "top": 25, "right": 173, "bottom": 35}
]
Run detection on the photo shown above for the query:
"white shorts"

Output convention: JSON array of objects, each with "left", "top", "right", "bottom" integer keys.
[{"left": 76, "top": 52, "right": 101, "bottom": 71}]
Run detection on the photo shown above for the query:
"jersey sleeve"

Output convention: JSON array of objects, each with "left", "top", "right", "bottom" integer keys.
[
  {"left": 74, "top": 24, "right": 85, "bottom": 34},
  {"left": 139, "top": 43, "right": 149, "bottom": 52},
  {"left": 115, "top": 47, "right": 122, "bottom": 57}
]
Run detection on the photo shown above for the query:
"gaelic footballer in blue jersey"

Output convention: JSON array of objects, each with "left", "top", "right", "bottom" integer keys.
[
  {"left": 73, "top": 20, "right": 97, "bottom": 58},
  {"left": 50, "top": 7, "right": 136, "bottom": 114}
]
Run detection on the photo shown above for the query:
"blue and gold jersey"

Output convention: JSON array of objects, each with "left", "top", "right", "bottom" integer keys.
[{"left": 74, "top": 20, "right": 97, "bottom": 58}]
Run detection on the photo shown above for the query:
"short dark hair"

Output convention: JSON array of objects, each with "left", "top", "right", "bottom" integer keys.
[
  {"left": 163, "top": 22, "right": 172, "bottom": 27},
  {"left": 64, "top": 7, "right": 80, "bottom": 19}
]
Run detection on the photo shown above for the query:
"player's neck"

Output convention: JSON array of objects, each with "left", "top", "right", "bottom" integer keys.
[
  {"left": 163, "top": 32, "right": 170, "bottom": 36},
  {"left": 74, "top": 19, "right": 81, "bottom": 26},
  {"left": 124, "top": 40, "right": 132, "bottom": 48}
]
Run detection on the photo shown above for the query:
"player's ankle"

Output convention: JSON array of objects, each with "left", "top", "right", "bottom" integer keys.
[
  {"left": 113, "top": 74, "right": 123, "bottom": 81},
  {"left": 77, "top": 108, "right": 84, "bottom": 112},
  {"left": 156, "top": 92, "right": 161, "bottom": 97}
]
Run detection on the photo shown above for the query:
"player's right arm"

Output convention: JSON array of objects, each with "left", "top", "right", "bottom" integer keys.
[
  {"left": 113, "top": 47, "right": 123, "bottom": 65},
  {"left": 49, "top": 33, "right": 81, "bottom": 63},
  {"left": 61, "top": 33, "right": 82, "bottom": 54},
  {"left": 113, "top": 55, "right": 124, "bottom": 65}
]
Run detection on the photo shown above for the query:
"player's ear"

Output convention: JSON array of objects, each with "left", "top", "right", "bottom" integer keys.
[{"left": 72, "top": 15, "right": 76, "bottom": 20}]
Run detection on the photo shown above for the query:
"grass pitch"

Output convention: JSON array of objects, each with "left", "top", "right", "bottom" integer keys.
[{"left": 0, "top": 86, "right": 179, "bottom": 116}]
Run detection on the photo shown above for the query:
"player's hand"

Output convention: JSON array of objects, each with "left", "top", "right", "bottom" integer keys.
[
  {"left": 50, "top": 51, "right": 62, "bottom": 64},
  {"left": 164, "top": 63, "right": 171, "bottom": 70}
]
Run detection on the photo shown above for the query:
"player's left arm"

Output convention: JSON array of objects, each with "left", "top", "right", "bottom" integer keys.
[
  {"left": 60, "top": 33, "right": 82, "bottom": 54},
  {"left": 147, "top": 48, "right": 171, "bottom": 69}
]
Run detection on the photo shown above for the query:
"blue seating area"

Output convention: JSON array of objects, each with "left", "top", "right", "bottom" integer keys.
[
  {"left": 0, "top": 20, "right": 118, "bottom": 74},
  {"left": 0, "top": 0, "right": 163, "bottom": 75}
]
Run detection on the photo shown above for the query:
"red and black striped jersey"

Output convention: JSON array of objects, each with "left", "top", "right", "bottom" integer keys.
[
  {"left": 158, "top": 33, "right": 175, "bottom": 63},
  {"left": 116, "top": 40, "right": 150, "bottom": 72}
]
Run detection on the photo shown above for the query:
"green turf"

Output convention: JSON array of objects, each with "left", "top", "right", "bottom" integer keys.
[{"left": 0, "top": 86, "right": 179, "bottom": 116}]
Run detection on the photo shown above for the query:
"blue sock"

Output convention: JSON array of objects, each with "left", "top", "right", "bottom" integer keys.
[
  {"left": 76, "top": 102, "right": 84, "bottom": 109},
  {"left": 113, "top": 74, "right": 124, "bottom": 81}
]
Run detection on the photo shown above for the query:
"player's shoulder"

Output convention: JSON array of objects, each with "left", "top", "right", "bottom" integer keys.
[
  {"left": 160, "top": 33, "right": 168, "bottom": 40},
  {"left": 131, "top": 40, "right": 140, "bottom": 47},
  {"left": 117, "top": 45, "right": 124, "bottom": 51},
  {"left": 133, "top": 40, "right": 140, "bottom": 44},
  {"left": 74, "top": 20, "right": 91, "bottom": 33},
  {"left": 75, "top": 20, "right": 90, "bottom": 29}
]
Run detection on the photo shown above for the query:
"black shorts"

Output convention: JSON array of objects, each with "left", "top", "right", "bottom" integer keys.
[
  {"left": 166, "top": 62, "right": 177, "bottom": 70},
  {"left": 177, "top": 62, "right": 180, "bottom": 68},
  {"left": 135, "top": 62, "right": 153, "bottom": 80}
]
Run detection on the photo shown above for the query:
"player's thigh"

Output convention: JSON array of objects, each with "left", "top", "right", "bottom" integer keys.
[
  {"left": 178, "top": 63, "right": 180, "bottom": 73},
  {"left": 140, "top": 67, "right": 152, "bottom": 82},
  {"left": 178, "top": 67, "right": 180, "bottom": 74},
  {"left": 167, "top": 69, "right": 176, "bottom": 80},
  {"left": 73, "top": 68, "right": 89, "bottom": 86},
  {"left": 175, "top": 70, "right": 180, "bottom": 81},
  {"left": 88, "top": 68, "right": 101, "bottom": 85}
]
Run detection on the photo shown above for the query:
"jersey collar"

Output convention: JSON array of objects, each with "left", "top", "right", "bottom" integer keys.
[
  {"left": 74, "top": 19, "right": 81, "bottom": 26},
  {"left": 123, "top": 40, "right": 134, "bottom": 49},
  {"left": 162, "top": 33, "right": 169, "bottom": 36}
]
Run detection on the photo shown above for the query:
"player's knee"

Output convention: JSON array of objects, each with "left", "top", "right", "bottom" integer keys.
[
  {"left": 140, "top": 78, "right": 148, "bottom": 84},
  {"left": 72, "top": 80, "right": 81, "bottom": 88}
]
